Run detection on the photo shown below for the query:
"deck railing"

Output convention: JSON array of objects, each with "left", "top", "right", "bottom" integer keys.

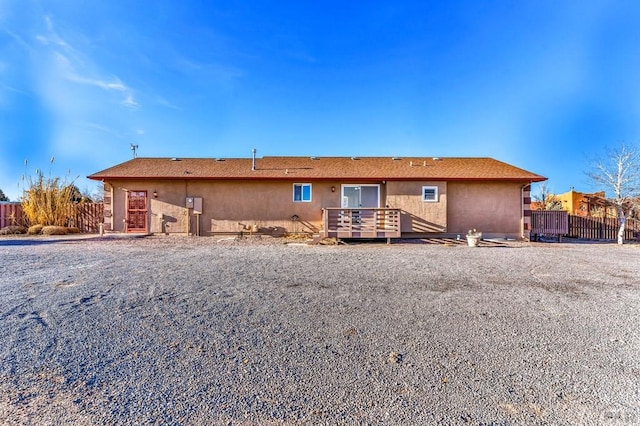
[{"left": 322, "top": 208, "right": 401, "bottom": 240}]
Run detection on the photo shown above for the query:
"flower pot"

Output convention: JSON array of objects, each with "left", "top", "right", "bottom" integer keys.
[{"left": 466, "top": 235, "right": 480, "bottom": 247}]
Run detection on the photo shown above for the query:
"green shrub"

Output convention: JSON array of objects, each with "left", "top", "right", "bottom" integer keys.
[
  {"left": 42, "top": 226, "right": 68, "bottom": 236},
  {"left": 28, "top": 224, "right": 44, "bottom": 235}
]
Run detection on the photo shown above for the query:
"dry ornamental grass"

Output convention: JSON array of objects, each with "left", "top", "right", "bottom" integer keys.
[
  {"left": 27, "top": 225, "right": 44, "bottom": 235},
  {"left": 0, "top": 225, "right": 26, "bottom": 235},
  {"left": 41, "top": 226, "right": 69, "bottom": 236},
  {"left": 20, "top": 167, "right": 82, "bottom": 228}
]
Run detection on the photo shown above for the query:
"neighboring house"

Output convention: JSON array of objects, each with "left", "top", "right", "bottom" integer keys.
[
  {"left": 555, "top": 189, "right": 616, "bottom": 218},
  {"left": 529, "top": 201, "right": 544, "bottom": 211},
  {"left": 88, "top": 156, "right": 546, "bottom": 240}
]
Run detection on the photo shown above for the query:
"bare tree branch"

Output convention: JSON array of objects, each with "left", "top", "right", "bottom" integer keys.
[
  {"left": 586, "top": 143, "right": 640, "bottom": 244},
  {"left": 532, "top": 183, "right": 563, "bottom": 211}
]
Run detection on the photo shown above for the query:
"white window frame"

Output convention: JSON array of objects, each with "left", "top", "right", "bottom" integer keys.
[
  {"left": 422, "top": 186, "right": 438, "bottom": 202},
  {"left": 293, "top": 183, "right": 312, "bottom": 202}
]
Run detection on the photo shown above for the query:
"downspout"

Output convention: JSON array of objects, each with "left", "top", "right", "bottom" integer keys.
[
  {"left": 521, "top": 183, "right": 530, "bottom": 240},
  {"left": 108, "top": 183, "right": 114, "bottom": 233},
  {"left": 521, "top": 184, "right": 525, "bottom": 239},
  {"left": 185, "top": 179, "right": 190, "bottom": 236}
]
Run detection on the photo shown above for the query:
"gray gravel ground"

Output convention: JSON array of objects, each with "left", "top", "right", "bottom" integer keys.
[{"left": 1, "top": 235, "right": 639, "bottom": 425}]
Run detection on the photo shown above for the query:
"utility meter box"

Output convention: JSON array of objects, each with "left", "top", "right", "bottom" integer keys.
[
  {"left": 193, "top": 197, "right": 203, "bottom": 214},
  {"left": 186, "top": 196, "right": 203, "bottom": 214}
]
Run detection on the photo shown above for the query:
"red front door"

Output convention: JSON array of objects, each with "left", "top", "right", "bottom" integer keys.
[{"left": 127, "top": 191, "right": 148, "bottom": 232}]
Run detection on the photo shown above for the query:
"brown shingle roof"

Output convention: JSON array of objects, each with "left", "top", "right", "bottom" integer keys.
[{"left": 88, "top": 156, "right": 546, "bottom": 182}]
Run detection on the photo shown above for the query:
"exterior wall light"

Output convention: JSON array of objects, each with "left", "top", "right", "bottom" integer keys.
[
  {"left": 331, "top": 186, "right": 336, "bottom": 192},
  {"left": 153, "top": 191, "right": 158, "bottom": 198}
]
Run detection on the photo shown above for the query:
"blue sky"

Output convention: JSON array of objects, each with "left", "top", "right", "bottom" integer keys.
[{"left": 2, "top": 1, "right": 640, "bottom": 201}]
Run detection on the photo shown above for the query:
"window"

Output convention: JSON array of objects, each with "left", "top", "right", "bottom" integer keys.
[
  {"left": 422, "top": 186, "right": 438, "bottom": 202},
  {"left": 293, "top": 183, "right": 312, "bottom": 202}
]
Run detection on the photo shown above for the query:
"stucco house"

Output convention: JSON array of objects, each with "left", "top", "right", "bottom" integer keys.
[{"left": 88, "top": 156, "right": 546, "bottom": 240}]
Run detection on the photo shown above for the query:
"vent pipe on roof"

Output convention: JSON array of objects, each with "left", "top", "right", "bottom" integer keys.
[{"left": 252, "top": 148, "right": 257, "bottom": 171}]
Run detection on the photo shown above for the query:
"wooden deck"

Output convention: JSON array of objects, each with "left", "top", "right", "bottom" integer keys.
[{"left": 321, "top": 208, "right": 401, "bottom": 241}]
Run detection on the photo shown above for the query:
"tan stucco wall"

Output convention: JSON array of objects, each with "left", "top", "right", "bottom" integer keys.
[
  {"left": 105, "top": 179, "right": 343, "bottom": 234},
  {"left": 193, "top": 180, "right": 341, "bottom": 234},
  {"left": 105, "top": 180, "right": 189, "bottom": 233},
  {"left": 447, "top": 181, "right": 524, "bottom": 238},
  {"left": 103, "top": 178, "right": 526, "bottom": 237},
  {"left": 385, "top": 181, "right": 447, "bottom": 232}
]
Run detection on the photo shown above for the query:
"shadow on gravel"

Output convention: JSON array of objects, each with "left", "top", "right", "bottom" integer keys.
[
  {"left": 413, "top": 237, "right": 510, "bottom": 247},
  {"left": 340, "top": 238, "right": 511, "bottom": 247},
  {"left": 0, "top": 235, "right": 148, "bottom": 246},
  {"left": 533, "top": 236, "right": 637, "bottom": 245}
]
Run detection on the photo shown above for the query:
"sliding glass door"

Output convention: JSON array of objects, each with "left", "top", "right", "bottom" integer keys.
[{"left": 341, "top": 185, "right": 380, "bottom": 208}]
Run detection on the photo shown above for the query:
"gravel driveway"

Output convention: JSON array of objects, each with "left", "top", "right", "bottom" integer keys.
[{"left": 1, "top": 235, "right": 639, "bottom": 425}]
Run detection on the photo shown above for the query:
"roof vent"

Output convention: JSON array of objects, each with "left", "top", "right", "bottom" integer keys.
[
  {"left": 310, "top": 156, "right": 319, "bottom": 160},
  {"left": 392, "top": 157, "right": 402, "bottom": 160},
  {"left": 252, "top": 148, "right": 257, "bottom": 171},
  {"left": 351, "top": 156, "right": 360, "bottom": 160},
  {"left": 215, "top": 158, "right": 226, "bottom": 162},
  {"left": 171, "top": 157, "right": 180, "bottom": 161},
  {"left": 432, "top": 157, "right": 441, "bottom": 161}
]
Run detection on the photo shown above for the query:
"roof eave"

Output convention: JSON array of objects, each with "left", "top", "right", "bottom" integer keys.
[{"left": 88, "top": 175, "right": 548, "bottom": 182}]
